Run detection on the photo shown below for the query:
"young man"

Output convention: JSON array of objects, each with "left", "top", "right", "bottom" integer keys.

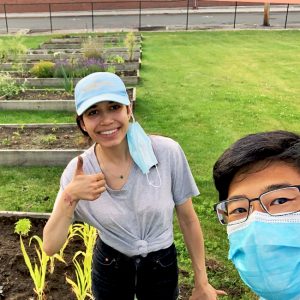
[{"left": 213, "top": 130, "right": 300, "bottom": 300}]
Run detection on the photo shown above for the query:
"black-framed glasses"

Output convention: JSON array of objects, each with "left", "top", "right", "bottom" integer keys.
[{"left": 214, "top": 185, "right": 300, "bottom": 225}]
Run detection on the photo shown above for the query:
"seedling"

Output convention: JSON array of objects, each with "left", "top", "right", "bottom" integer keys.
[{"left": 40, "top": 134, "right": 57, "bottom": 144}]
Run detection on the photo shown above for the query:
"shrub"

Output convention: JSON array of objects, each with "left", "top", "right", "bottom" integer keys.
[
  {"left": 124, "top": 32, "right": 137, "bottom": 61},
  {"left": 30, "top": 61, "right": 55, "bottom": 78},
  {"left": 0, "top": 73, "right": 25, "bottom": 98},
  {"left": 81, "top": 36, "right": 104, "bottom": 59},
  {"left": 106, "top": 65, "right": 116, "bottom": 74},
  {"left": 106, "top": 55, "right": 125, "bottom": 64},
  {"left": 0, "top": 34, "right": 28, "bottom": 63}
]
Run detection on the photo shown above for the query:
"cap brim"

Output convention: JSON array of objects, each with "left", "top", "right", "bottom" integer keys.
[{"left": 77, "top": 93, "right": 130, "bottom": 115}]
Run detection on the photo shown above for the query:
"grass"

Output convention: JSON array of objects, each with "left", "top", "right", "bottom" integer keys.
[
  {"left": 0, "top": 111, "right": 75, "bottom": 124},
  {"left": 1, "top": 30, "right": 300, "bottom": 299}
]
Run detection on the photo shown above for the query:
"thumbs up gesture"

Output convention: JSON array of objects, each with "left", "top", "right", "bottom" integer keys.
[{"left": 65, "top": 156, "right": 106, "bottom": 203}]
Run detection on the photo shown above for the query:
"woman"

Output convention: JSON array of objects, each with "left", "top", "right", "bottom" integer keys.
[{"left": 43, "top": 72, "right": 224, "bottom": 300}]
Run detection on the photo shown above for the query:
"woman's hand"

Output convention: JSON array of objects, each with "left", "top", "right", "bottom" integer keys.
[
  {"left": 65, "top": 156, "right": 106, "bottom": 203},
  {"left": 190, "top": 283, "right": 227, "bottom": 300}
]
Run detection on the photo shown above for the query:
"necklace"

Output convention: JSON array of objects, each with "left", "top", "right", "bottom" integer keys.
[
  {"left": 97, "top": 146, "right": 132, "bottom": 180},
  {"left": 101, "top": 160, "right": 132, "bottom": 180}
]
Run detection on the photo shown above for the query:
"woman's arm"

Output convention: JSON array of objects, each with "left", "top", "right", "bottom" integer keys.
[
  {"left": 43, "top": 156, "right": 106, "bottom": 256},
  {"left": 175, "top": 198, "right": 226, "bottom": 300}
]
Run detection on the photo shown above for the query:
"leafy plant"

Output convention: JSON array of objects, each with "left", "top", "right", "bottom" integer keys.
[
  {"left": 14, "top": 218, "right": 31, "bottom": 236},
  {"left": 40, "top": 134, "right": 57, "bottom": 144},
  {"left": 0, "top": 73, "right": 25, "bottom": 98},
  {"left": 124, "top": 32, "right": 137, "bottom": 61},
  {"left": 106, "top": 65, "right": 116, "bottom": 74},
  {"left": 30, "top": 61, "right": 55, "bottom": 78},
  {"left": 1, "top": 138, "right": 11, "bottom": 146},
  {"left": 107, "top": 54, "right": 125, "bottom": 64}
]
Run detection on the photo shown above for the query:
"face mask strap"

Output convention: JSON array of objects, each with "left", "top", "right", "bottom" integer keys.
[{"left": 146, "top": 165, "right": 161, "bottom": 188}]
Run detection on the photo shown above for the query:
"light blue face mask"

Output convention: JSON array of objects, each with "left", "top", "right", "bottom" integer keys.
[
  {"left": 126, "top": 116, "right": 161, "bottom": 187},
  {"left": 227, "top": 211, "right": 300, "bottom": 300}
]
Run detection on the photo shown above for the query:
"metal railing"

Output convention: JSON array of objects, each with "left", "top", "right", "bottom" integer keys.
[{"left": 0, "top": 0, "right": 299, "bottom": 33}]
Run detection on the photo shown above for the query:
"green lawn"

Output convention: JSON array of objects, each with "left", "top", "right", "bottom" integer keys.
[{"left": 1, "top": 30, "right": 299, "bottom": 299}]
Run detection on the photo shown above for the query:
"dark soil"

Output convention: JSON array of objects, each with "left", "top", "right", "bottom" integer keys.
[
  {"left": 0, "top": 216, "right": 85, "bottom": 300},
  {"left": 4, "top": 90, "right": 73, "bottom": 100},
  {"left": 0, "top": 125, "right": 92, "bottom": 149},
  {"left": 0, "top": 216, "right": 194, "bottom": 300}
]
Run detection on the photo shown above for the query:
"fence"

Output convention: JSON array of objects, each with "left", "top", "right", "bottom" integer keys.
[{"left": 1, "top": 0, "right": 300, "bottom": 33}]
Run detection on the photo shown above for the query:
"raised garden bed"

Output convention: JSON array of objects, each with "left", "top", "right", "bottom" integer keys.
[
  {"left": 0, "top": 211, "right": 192, "bottom": 299},
  {"left": 13, "top": 70, "right": 139, "bottom": 86},
  {"left": 0, "top": 59, "right": 141, "bottom": 72},
  {"left": 8, "top": 49, "right": 142, "bottom": 62},
  {"left": 0, "top": 212, "right": 82, "bottom": 299},
  {"left": 0, "top": 123, "right": 89, "bottom": 166},
  {"left": 0, "top": 87, "right": 136, "bottom": 111}
]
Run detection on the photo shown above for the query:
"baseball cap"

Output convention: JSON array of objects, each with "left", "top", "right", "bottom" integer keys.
[{"left": 75, "top": 72, "right": 130, "bottom": 115}]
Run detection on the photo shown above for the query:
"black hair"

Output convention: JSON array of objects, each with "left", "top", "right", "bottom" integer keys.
[
  {"left": 213, "top": 130, "right": 300, "bottom": 201},
  {"left": 76, "top": 115, "right": 89, "bottom": 137}
]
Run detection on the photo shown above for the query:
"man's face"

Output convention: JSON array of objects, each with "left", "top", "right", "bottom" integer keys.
[{"left": 227, "top": 161, "right": 300, "bottom": 216}]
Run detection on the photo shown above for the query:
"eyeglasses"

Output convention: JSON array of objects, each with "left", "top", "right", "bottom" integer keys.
[{"left": 214, "top": 185, "right": 300, "bottom": 225}]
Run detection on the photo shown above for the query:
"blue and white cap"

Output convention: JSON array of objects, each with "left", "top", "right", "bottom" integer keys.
[{"left": 75, "top": 72, "right": 130, "bottom": 115}]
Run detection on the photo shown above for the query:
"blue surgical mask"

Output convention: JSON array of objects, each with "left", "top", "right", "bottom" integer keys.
[
  {"left": 227, "top": 212, "right": 300, "bottom": 300},
  {"left": 126, "top": 117, "right": 161, "bottom": 187}
]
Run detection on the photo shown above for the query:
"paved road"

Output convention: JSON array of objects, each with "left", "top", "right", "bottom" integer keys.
[{"left": 1, "top": 7, "right": 299, "bottom": 33}]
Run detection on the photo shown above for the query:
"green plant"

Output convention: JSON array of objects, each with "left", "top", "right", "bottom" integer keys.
[
  {"left": 40, "top": 134, "right": 57, "bottom": 144},
  {"left": 60, "top": 65, "right": 74, "bottom": 94},
  {"left": 106, "top": 65, "right": 116, "bottom": 74},
  {"left": 8, "top": 34, "right": 28, "bottom": 60},
  {"left": 1, "top": 138, "right": 11, "bottom": 146},
  {"left": 48, "top": 250, "right": 66, "bottom": 274},
  {"left": 81, "top": 36, "right": 104, "bottom": 59},
  {"left": 66, "top": 223, "right": 97, "bottom": 299},
  {"left": 30, "top": 61, "right": 55, "bottom": 78},
  {"left": 0, "top": 40, "right": 8, "bottom": 63},
  {"left": 12, "top": 131, "right": 21, "bottom": 140},
  {"left": 107, "top": 54, "right": 125, "bottom": 64},
  {"left": 0, "top": 34, "right": 27, "bottom": 63},
  {"left": 124, "top": 32, "right": 137, "bottom": 61},
  {"left": 14, "top": 219, "right": 49, "bottom": 300},
  {"left": 0, "top": 73, "right": 25, "bottom": 98},
  {"left": 14, "top": 218, "right": 32, "bottom": 236}
]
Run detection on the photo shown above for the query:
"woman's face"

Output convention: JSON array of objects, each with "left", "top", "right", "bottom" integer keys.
[{"left": 81, "top": 101, "right": 131, "bottom": 148}]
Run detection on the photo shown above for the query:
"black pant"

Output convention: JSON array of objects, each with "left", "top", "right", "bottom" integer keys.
[{"left": 92, "top": 239, "right": 179, "bottom": 300}]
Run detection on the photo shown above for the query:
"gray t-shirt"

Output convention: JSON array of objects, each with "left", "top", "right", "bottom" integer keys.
[{"left": 56, "top": 135, "right": 199, "bottom": 257}]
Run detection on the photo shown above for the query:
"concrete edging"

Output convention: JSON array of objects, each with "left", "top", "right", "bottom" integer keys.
[
  {"left": 0, "top": 210, "right": 51, "bottom": 219},
  {"left": 0, "top": 149, "right": 83, "bottom": 166},
  {"left": 0, "top": 123, "right": 84, "bottom": 166},
  {"left": 14, "top": 71, "right": 139, "bottom": 87}
]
